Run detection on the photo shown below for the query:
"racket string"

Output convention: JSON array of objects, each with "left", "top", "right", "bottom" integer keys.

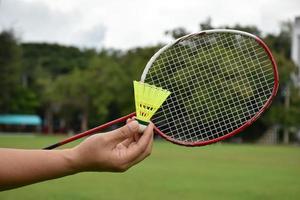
[
  {"left": 155, "top": 66, "right": 272, "bottom": 138},
  {"left": 145, "top": 32, "right": 275, "bottom": 143}
]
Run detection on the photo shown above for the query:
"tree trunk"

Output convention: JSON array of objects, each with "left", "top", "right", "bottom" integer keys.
[
  {"left": 283, "top": 84, "right": 290, "bottom": 144},
  {"left": 283, "top": 128, "right": 289, "bottom": 144},
  {"left": 81, "top": 109, "right": 88, "bottom": 132},
  {"left": 45, "top": 108, "right": 53, "bottom": 134}
]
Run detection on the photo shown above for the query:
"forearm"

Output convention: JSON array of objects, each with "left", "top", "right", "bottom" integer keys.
[
  {"left": 0, "top": 121, "right": 153, "bottom": 191},
  {"left": 0, "top": 148, "right": 78, "bottom": 191}
]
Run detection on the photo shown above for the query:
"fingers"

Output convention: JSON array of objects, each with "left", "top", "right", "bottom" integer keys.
[
  {"left": 125, "top": 122, "right": 154, "bottom": 163},
  {"left": 126, "top": 117, "right": 140, "bottom": 141},
  {"left": 120, "top": 137, "right": 134, "bottom": 147},
  {"left": 126, "top": 118, "right": 134, "bottom": 124},
  {"left": 134, "top": 131, "right": 141, "bottom": 142},
  {"left": 129, "top": 125, "right": 154, "bottom": 166},
  {"left": 120, "top": 118, "right": 140, "bottom": 147},
  {"left": 136, "top": 122, "right": 154, "bottom": 147},
  {"left": 107, "top": 120, "right": 140, "bottom": 142}
]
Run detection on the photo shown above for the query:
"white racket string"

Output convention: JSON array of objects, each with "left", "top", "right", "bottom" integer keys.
[{"left": 144, "top": 32, "right": 275, "bottom": 143}]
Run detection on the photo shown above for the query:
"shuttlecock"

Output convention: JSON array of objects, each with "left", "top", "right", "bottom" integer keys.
[{"left": 133, "top": 81, "right": 171, "bottom": 132}]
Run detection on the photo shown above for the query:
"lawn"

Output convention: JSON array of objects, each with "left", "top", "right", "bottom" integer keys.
[{"left": 0, "top": 134, "right": 299, "bottom": 200}]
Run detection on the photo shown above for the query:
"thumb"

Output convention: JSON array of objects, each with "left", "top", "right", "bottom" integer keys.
[{"left": 109, "top": 120, "right": 140, "bottom": 142}]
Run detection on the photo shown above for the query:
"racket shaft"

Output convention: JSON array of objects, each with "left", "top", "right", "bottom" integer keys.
[{"left": 43, "top": 112, "right": 136, "bottom": 149}]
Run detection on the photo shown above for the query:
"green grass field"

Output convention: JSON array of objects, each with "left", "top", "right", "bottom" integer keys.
[{"left": 0, "top": 134, "right": 299, "bottom": 200}]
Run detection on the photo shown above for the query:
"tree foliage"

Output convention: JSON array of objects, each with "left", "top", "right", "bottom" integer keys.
[
  {"left": 0, "top": 31, "right": 39, "bottom": 114},
  {"left": 0, "top": 19, "right": 299, "bottom": 137}
]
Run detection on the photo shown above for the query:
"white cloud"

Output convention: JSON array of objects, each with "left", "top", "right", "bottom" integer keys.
[
  {"left": 75, "top": 25, "right": 106, "bottom": 48},
  {"left": 0, "top": 0, "right": 106, "bottom": 48},
  {"left": 0, "top": 0, "right": 299, "bottom": 49}
]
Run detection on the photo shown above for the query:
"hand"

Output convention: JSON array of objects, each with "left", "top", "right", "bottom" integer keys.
[
  {"left": 71, "top": 120, "right": 154, "bottom": 172},
  {"left": 0, "top": 120, "right": 153, "bottom": 191}
]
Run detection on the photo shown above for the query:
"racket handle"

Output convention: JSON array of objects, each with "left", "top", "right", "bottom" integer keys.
[{"left": 43, "top": 112, "right": 136, "bottom": 150}]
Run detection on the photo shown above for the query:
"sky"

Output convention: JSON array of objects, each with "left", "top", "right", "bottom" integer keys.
[{"left": 0, "top": 0, "right": 299, "bottom": 50}]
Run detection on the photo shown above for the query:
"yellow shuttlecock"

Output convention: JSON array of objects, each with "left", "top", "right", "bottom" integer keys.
[{"left": 133, "top": 81, "right": 171, "bottom": 130}]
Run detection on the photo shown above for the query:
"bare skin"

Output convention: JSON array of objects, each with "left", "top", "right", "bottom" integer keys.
[{"left": 0, "top": 120, "right": 154, "bottom": 191}]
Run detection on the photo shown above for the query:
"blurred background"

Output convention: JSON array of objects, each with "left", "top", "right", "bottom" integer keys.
[{"left": 0, "top": 0, "right": 299, "bottom": 199}]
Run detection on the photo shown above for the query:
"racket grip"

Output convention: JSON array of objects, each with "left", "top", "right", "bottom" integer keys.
[{"left": 43, "top": 112, "right": 136, "bottom": 150}]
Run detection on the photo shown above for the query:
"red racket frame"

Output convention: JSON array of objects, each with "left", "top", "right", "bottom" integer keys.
[
  {"left": 44, "top": 32, "right": 279, "bottom": 149},
  {"left": 154, "top": 36, "right": 279, "bottom": 146}
]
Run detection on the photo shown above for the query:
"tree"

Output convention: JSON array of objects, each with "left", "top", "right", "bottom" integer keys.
[
  {"left": 261, "top": 22, "right": 299, "bottom": 143},
  {"left": 165, "top": 27, "right": 190, "bottom": 39},
  {"left": 199, "top": 17, "right": 214, "bottom": 31},
  {"left": 0, "top": 30, "right": 22, "bottom": 113},
  {"left": 47, "top": 54, "right": 126, "bottom": 132},
  {"left": 264, "top": 21, "right": 292, "bottom": 59},
  {"left": 20, "top": 43, "right": 97, "bottom": 132}
]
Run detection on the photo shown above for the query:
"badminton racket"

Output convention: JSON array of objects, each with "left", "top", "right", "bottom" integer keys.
[{"left": 44, "top": 29, "right": 278, "bottom": 149}]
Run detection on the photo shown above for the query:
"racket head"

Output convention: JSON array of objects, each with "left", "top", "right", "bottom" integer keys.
[{"left": 141, "top": 29, "right": 279, "bottom": 146}]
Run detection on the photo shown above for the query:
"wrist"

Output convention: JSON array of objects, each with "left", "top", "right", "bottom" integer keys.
[{"left": 61, "top": 148, "right": 82, "bottom": 174}]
